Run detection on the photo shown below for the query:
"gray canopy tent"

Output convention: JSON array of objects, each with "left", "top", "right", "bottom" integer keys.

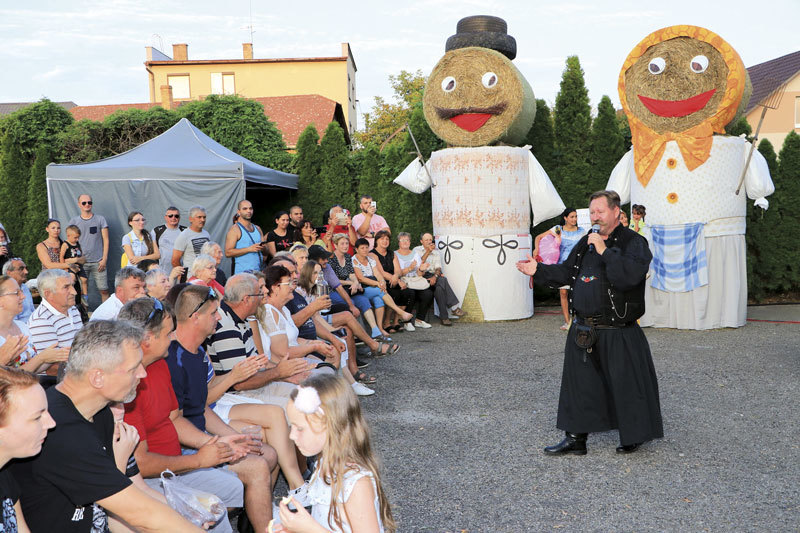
[{"left": 46, "top": 118, "right": 297, "bottom": 302}]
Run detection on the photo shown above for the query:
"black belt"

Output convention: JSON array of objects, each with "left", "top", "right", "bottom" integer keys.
[{"left": 574, "top": 316, "right": 634, "bottom": 329}]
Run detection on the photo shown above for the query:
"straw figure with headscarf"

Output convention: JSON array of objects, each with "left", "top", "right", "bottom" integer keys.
[
  {"left": 607, "top": 25, "right": 774, "bottom": 330},
  {"left": 394, "top": 15, "right": 564, "bottom": 322}
]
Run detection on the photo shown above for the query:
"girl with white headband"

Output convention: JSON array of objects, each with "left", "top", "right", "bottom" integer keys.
[{"left": 271, "top": 374, "right": 395, "bottom": 533}]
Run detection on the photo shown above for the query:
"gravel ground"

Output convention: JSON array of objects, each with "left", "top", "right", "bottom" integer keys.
[{"left": 354, "top": 310, "right": 799, "bottom": 532}]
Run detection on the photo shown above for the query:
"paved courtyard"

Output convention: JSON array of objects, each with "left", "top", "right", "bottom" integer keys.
[{"left": 357, "top": 307, "right": 799, "bottom": 531}]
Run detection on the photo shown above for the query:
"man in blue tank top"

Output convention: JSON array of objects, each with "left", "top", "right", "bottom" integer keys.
[{"left": 224, "top": 200, "right": 265, "bottom": 275}]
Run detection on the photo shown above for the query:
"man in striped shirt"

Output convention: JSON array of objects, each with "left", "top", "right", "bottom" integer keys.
[{"left": 27, "top": 269, "right": 83, "bottom": 370}]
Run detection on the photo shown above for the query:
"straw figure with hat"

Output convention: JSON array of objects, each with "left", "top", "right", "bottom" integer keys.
[
  {"left": 394, "top": 15, "right": 564, "bottom": 322},
  {"left": 607, "top": 25, "right": 775, "bottom": 330}
]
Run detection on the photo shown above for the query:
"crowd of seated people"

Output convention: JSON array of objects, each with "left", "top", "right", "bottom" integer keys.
[{"left": 0, "top": 194, "right": 464, "bottom": 531}]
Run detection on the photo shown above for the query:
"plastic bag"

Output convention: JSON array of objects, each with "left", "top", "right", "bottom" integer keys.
[
  {"left": 537, "top": 233, "right": 561, "bottom": 265},
  {"left": 160, "top": 469, "right": 225, "bottom": 527}
]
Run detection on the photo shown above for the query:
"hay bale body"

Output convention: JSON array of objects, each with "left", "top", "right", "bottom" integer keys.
[{"left": 423, "top": 47, "right": 535, "bottom": 147}]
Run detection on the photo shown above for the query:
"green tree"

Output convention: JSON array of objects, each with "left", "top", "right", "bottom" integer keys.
[
  {"left": 356, "top": 70, "right": 426, "bottom": 147},
  {"left": 725, "top": 116, "right": 753, "bottom": 139},
  {"left": 757, "top": 138, "right": 778, "bottom": 175},
  {"left": 589, "top": 95, "right": 626, "bottom": 193},
  {"left": 178, "top": 94, "right": 291, "bottom": 172},
  {"left": 3, "top": 99, "right": 74, "bottom": 160},
  {"left": 777, "top": 131, "right": 800, "bottom": 291},
  {"left": 356, "top": 144, "right": 385, "bottom": 201},
  {"left": 22, "top": 144, "right": 54, "bottom": 273},
  {"left": 0, "top": 132, "right": 31, "bottom": 245},
  {"left": 553, "top": 56, "right": 592, "bottom": 208},
  {"left": 746, "top": 139, "right": 782, "bottom": 299},
  {"left": 294, "top": 125, "right": 324, "bottom": 223},
  {"left": 525, "top": 99, "right": 556, "bottom": 176},
  {"left": 617, "top": 112, "right": 632, "bottom": 152},
  {"left": 318, "top": 122, "right": 354, "bottom": 216}
]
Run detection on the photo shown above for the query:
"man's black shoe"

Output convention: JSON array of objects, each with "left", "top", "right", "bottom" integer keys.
[
  {"left": 616, "top": 443, "right": 640, "bottom": 454},
  {"left": 544, "top": 432, "right": 587, "bottom": 455},
  {"left": 356, "top": 358, "right": 370, "bottom": 368}
]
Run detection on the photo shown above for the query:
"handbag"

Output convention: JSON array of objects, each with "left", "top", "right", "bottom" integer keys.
[
  {"left": 573, "top": 322, "right": 598, "bottom": 352},
  {"left": 403, "top": 274, "right": 430, "bottom": 290}
]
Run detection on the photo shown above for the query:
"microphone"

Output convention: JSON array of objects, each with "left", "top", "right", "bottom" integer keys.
[{"left": 589, "top": 224, "right": 600, "bottom": 252}]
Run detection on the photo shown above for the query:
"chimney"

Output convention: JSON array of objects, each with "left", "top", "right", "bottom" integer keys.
[
  {"left": 243, "top": 43, "right": 253, "bottom": 60},
  {"left": 172, "top": 43, "right": 188, "bottom": 61},
  {"left": 160, "top": 85, "right": 173, "bottom": 110}
]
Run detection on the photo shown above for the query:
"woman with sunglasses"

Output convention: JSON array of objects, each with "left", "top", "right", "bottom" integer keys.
[
  {"left": 0, "top": 275, "right": 70, "bottom": 372},
  {"left": 122, "top": 211, "right": 160, "bottom": 267}
]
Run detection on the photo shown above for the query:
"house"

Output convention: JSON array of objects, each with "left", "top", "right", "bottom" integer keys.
[
  {"left": 145, "top": 42, "right": 357, "bottom": 137},
  {"left": 745, "top": 50, "right": 800, "bottom": 151}
]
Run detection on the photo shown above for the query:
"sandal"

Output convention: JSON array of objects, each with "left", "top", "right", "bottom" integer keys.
[
  {"left": 372, "top": 341, "right": 400, "bottom": 358},
  {"left": 354, "top": 370, "right": 377, "bottom": 385},
  {"left": 385, "top": 325, "right": 401, "bottom": 334},
  {"left": 373, "top": 334, "right": 393, "bottom": 343}
]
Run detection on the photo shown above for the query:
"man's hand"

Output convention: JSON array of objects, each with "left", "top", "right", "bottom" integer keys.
[
  {"left": 247, "top": 242, "right": 264, "bottom": 254},
  {"left": 98, "top": 259, "right": 107, "bottom": 272},
  {"left": 330, "top": 337, "right": 346, "bottom": 353},
  {"left": 311, "top": 295, "right": 331, "bottom": 312},
  {"left": 37, "top": 344, "right": 70, "bottom": 364},
  {"left": 587, "top": 233, "right": 607, "bottom": 255},
  {"left": 196, "top": 435, "right": 235, "bottom": 467},
  {"left": 516, "top": 254, "right": 538, "bottom": 276},
  {"left": 217, "top": 434, "right": 251, "bottom": 461},
  {"left": 112, "top": 421, "right": 140, "bottom": 466},
  {"left": 228, "top": 355, "right": 267, "bottom": 384}
]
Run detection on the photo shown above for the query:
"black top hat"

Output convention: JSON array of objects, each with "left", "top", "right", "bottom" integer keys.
[{"left": 445, "top": 15, "right": 517, "bottom": 60}]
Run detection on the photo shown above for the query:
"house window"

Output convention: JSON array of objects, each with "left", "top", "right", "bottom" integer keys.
[
  {"left": 795, "top": 96, "right": 800, "bottom": 128},
  {"left": 167, "top": 75, "right": 190, "bottom": 99},
  {"left": 211, "top": 73, "right": 235, "bottom": 95}
]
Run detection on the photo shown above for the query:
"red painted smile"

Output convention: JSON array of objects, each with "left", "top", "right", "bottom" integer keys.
[
  {"left": 450, "top": 113, "right": 493, "bottom": 132},
  {"left": 637, "top": 89, "right": 717, "bottom": 118}
]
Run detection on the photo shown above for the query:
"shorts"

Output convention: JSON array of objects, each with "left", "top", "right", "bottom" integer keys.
[
  {"left": 83, "top": 261, "right": 109, "bottom": 291},
  {"left": 212, "top": 392, "right": 265, "bottom": 424}
]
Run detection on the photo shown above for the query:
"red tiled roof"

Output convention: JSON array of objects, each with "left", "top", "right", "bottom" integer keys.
[
  {"left": 70, "top": 103, "right": 163, "bottom": 121},
  {"left": 251, "top": 95, "right": 346, "bottom": 148},
  {"left": 68, "top": 95, "right": 348, "bottom": 148},
  {"left": 745, "top": 50, "right": 800, "bottom": 114}
]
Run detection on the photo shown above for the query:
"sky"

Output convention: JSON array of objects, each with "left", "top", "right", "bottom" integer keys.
[{"left": 2, "top": 0, "right": 798, "bottom": 128}]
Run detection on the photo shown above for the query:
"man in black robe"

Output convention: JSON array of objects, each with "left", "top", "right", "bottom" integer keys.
[{"left": 517, "top": 190, "right": 663, "bottom": 454}]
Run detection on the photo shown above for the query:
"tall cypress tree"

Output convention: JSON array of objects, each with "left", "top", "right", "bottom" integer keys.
[
  {"left": 23, "top": 144, "right": 53, "bottom": 273},
  {"left": 777, "top": 131, "right": 800, "bottom": 292},
  {"left": 295, "top": 125, "right": 323, "bottom": 223},
  {"left": 553, "top": 55, "right": 592, "bottom": 208},
  {"left": 318, "top": 122, "right": 354, "bottom": 216},
  {"left": 746, "top": 138, "right": 782, "bottom": 299},
  {"left": 0, "top": 132, "right": 30, "bottom": 246},
  {"left": 589, "top": 95, "right": 625, "bottom": 193},
  {"left": 525, "top": 99, "right": 556, "bottom": 176}
]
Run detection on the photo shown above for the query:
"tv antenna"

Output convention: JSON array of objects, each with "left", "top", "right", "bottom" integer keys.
[
  {"left": 151, "top": 33, "right": 164, "bottom": 52},
  {"left": 243, "top": 0, "right": 256, "bottom": 44}
]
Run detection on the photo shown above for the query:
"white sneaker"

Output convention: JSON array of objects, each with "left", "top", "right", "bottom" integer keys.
[
  {"left": 288, "top": 482, "right": 311, "bottom": 508},
  {"left": 351, "top": 382, "right": 375, "bottom": 396},
  {"left": 403, "top": 322, "right": 416, "bottom": 332},
  {"left": 414, "top": 319, "right": 432, "bottom": 329}
]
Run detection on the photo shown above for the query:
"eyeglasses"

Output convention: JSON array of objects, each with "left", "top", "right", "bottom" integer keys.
[
  {"left": 0, "top": 289, "right": 22, "bottom": 297},
  {"left": 132, "top": 218, "right": 146, "bottom": 223},
  {"left": 166, "top": 214, "right": 180, "bottom": 218},
  {"left": 81, "top": 201, "right": 93, "bottom": 206},
  {"left": 145, "top": 298, "right": 164, "bottom": 328},
  {"left": 189, "top": 286, "right": 217, "bottom": 317},
  {"left": 245, "top": 293, "right": 263, "bottom": 299},
  {"left": 278, "top": 280, "right": 297, "bottom": 287}
]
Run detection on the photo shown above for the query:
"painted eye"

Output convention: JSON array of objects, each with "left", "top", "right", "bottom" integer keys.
[
  {"left": 481, "top": 72, "right": 498, "bottom": 88},
  {"left": 648, "top": 57, "right": 666, "bottom": 75},
  {"left": 441, "top": 76, "right": 456, "bottom": 92},
  {"left": 690, "top": 55, "right": 709, "bottom": 73}
]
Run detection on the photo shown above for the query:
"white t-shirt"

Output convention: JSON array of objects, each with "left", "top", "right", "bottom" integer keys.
[
  {"left": 89, "top": 294, "right": 124, "bottom": 321},
  {"left": 353, "top": 255, "right": 378, "bottom": 278}
]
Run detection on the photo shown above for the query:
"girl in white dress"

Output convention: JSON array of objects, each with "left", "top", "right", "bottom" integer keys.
[{"left": 272, "top": 374, "right": 395, "bottom": 533}]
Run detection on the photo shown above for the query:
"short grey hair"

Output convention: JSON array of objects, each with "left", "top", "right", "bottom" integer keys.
[
  {"left": 115, "top": 266, "right": 145, "bottom": 288},
  {"left": 224, "top": 273, "right": 259, "bottom": 303},
  {"left": 189, "top": 254, "right": 216, "bottom": 278},
  {"left": 37, "top": 269, "right": 71, "bottom": 295},
  {"left": 144, "top": 268, "right": 167, "bottom": 287},
  {"left": 188, "top": 205, "right": 207, "bottom": 218},
  {"left": 200, "top": 241, "right": 221, "bottom": 257},
  {"left": 397, "top": 232, "right": 411, "bottom": 241},
  {"left": 65, "top": 320, "right": 144, "bottom": 377},
  {"left": 118, "top": 297, "right": 176, "bottom": 337},
  {"left": 1, "top": 260, "right": 22, "bottom": 275}
]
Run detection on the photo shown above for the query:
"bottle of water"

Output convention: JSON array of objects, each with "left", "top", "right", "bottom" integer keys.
[{"left": 315, "top": 273, "right": 331, "bottom": 314}]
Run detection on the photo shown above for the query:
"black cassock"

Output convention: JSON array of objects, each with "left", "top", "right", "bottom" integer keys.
[{"left": 534, "top": 225, "right": 663, "bottom": 446}]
